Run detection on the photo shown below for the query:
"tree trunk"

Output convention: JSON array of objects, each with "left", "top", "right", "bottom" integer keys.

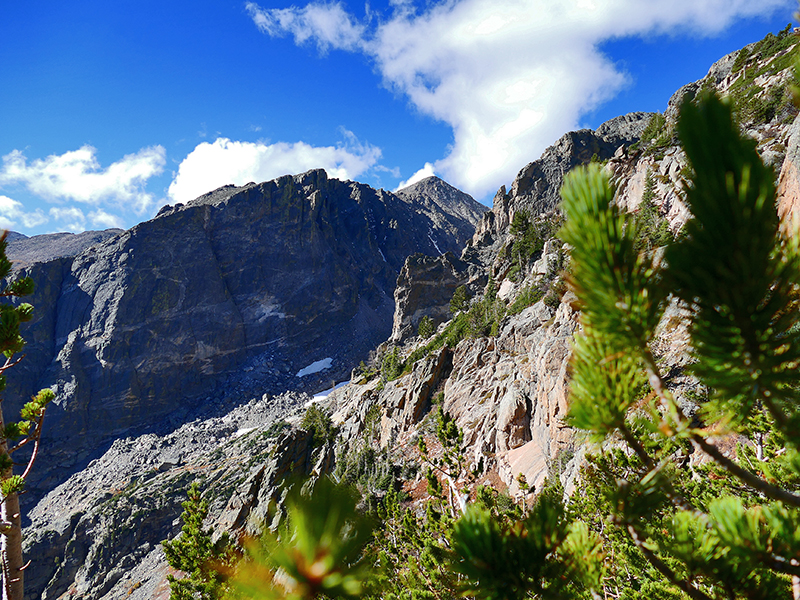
[
  {"left": 1, "top": 490, "right": 23, "bottom": 600},
  {"left": 0, "top": 408, "right": 23, "bottom": 600}
]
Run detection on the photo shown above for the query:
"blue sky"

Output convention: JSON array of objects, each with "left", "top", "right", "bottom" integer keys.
[{"left": 0, "top": 0, "right": 795, "bottom": 235}]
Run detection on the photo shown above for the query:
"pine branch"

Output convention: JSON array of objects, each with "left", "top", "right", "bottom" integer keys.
[
  {"left": 618, "top": 423, "right": 654, "bottom": 470},
  {"left": 8, "top": 409, "right": 46, "bottom": 456},
  {"left": 642, "top": 351, "right": 800, "bottom": 508},
  {"left": 625, "top": 523, "right": 713, "bottom": 600},
  {"left": 690, "top": 434, "right": 800, "bottom": 508}
]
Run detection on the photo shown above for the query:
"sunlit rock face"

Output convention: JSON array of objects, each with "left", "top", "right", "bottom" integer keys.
[{"left": 4, "top": 168, "right": 484, "bottom": 504}]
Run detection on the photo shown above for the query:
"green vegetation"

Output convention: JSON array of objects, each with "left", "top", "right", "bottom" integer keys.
[
  {"left": 416, "top": 315, "right": 435, "bottom": 339},
  {"left": 300, "top": 404, "right": 337, "bottom": 447},
  {"left": 727, "top": 24, "right": 798, "bottom": 126},
  {"left": 163, "top": 482, "right": 233, "bottom": 600},
  {"left": 397, "top": 244, "right": 567, "bottom": 377},
  {"left": 400, "top": 284, "right": 508, "bottom": 377},
  {"left": 230, "top": 479, "right": 374, "bottom": 600},
  {"left": 263, "top": 419, "right": 291, "bottom": 439},
  {"left": 634, "top": 168, "right": 674, "bottom": 252},
  {"left": 166, "top": 34, "right": 800, "bottom": 600},
  {"left": 559, "top": 93, "right": 800, "bottom": 598},
  {"left": 507, "top": 210, "right": 561, "bottom": 282},
  {"left": 507, "top": 285, "right": 544, "bottom": 316},
  {"left": 210, "top": 407, "right": 604, "bottom": 600},
  {"left": 380, "top": 347, "right": 403, "bottom": 383},
  {"left": 731, "top": 23, "right": 795, "bottom": 75},
  {"left": 449, "top": 284, "right": 471, "bottom": 314},
  {"left": 629, "top": 112, "right": 671, "bottom": 156},
  {"left": 333, "top": 405, "right": 396, "bottom": 512},
  {"left": 0, "top": 231, "right": 55, "bottom": 600}
]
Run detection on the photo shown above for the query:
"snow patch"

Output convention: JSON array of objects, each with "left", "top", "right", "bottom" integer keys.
[
  {"left": 305, "top": 382, "right": 349, "bottom": 407},
  {"left": 428, "top": 232, "right": 442, "bottom": 255},
  {"left": 312, "top": 381, "right": 348, "bottom": 401},
  {"left": 378, "top": 248, "right": 387, "bottom": 263},
  {"left": 296, "top": 357, "right": 333, "bottom": 377},
  {"left": 234, "top": 427, "right": 257, "bottom": 438}
]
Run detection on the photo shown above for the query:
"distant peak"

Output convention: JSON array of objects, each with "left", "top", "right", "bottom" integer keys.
[{"left": 397, "top": 175, "right": 452, "bottom": 193}]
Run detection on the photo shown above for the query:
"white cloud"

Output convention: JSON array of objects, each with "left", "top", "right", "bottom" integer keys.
[
  {"left": 395, "top": 162, "right": 436, "bottom": 191},
  {"left": 49, "top": 207, "right": 86, "bottom": 233},
  {"left": 88, "top": 209, "right": 124, "bottom": 229},
  {"left": 0, "top": 145, "right": 165, "bottom": 214},
  {"left": 248, "top": 0, "right": 788, "bottom": 198},
  {"left": 246, "top": 1, "right": 366, "bottom": 52},
  {"left": 168, "top": 133, "right": 382, "bottom": 203},
  {"left": 0, "top": 195, "right": 48, "bottom": 230}
]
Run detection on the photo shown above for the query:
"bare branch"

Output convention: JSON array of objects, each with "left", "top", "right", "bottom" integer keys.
[
  {"left": 641, "top": 351, "right": 800, "bottom": 508},
  {"left": 20, "top": 409, "right": 47, "bottom": 481},
  {"left": 767, "top": 554, "right": 800, "bottom": 577},
  {"left": 0, "top": 355, "right": 23, "bottom": 377},
  {"left": 690, "top": 434, "right": 800, "bottom": 508},
  {"left": 618, "top": 423, "right": 654, "bottom": 469}
]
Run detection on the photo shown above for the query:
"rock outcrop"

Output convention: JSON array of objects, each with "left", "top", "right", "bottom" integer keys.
[
  {"left": 394, "top": 176, "right": 486, "bottom": 248},
  {"left": 471, "top": 112, "right": 653, "bottom": 244},
  {"left": 23, "top": 390, "right": 315, "bottom": 600},
  {"left": 327, "top": 34, "right": 800, "bottom": 513},
  {"left": 390, "top": 252, "right": 477, "bottom": 343}
]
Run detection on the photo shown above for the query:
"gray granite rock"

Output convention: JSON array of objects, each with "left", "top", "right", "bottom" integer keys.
[{"left": 6, "top": 169, "right": 483, "bottom": 507}]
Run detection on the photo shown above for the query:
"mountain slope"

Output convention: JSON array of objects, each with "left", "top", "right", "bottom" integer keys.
[{"left": 6, "top": 169, "right": 484, "bottom": 511}]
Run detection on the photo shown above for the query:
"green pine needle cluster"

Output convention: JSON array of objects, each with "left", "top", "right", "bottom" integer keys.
[{"left": 561, "top": 92, "right": 800, "bottom": 599}]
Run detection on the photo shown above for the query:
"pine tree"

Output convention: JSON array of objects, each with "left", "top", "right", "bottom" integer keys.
[
  {"left": 417, "top": 316, "right": 435, "bottom": 340},
  {"left": 450, "top": 285, "right": 471, "bottom": 314},
  {"left": 559, "top": 93, "right": 800, "bottom": 599},
  {"left": 0, "top": 232, "right": 54, "bottom": 600},
  {"left": 163, "top": 482, "right": 230, "bottom": 600}
]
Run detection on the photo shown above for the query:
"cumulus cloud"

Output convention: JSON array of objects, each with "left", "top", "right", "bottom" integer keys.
[
  {"left": 168, "top": 132, "right": 383, "bottom": 203},
  {"left": 246, "top": 1, "right": 366, "bottom": 52},
  {"left": 0, "top": 195, "right": 48, "bottom": 230},
  {"left": 248, "top": 0, "right": 787, "bottom": 198},
  {"left": 0, "top": 145, "right": 165, "bottom": 214},
  {"left": 49, "top": 207, "right": 86, "bottom": 233},
  {"left": 88, "top": 209, "right": 124, "bottom": 229},
  {"left": 395, "top": 162, "right": 436, "bottom": 191}
]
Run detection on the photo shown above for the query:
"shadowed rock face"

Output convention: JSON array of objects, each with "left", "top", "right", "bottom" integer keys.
[
  {"left": 5, "top": 169, "right": 482, "bottom": 502},
  {"left": 390, "top": 252, "right": 476, "bottom": 343},
  {"left": 394, "top": 176, "right": 487, "bottom": 246}
]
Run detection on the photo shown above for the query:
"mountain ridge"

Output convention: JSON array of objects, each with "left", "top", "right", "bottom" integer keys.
[{"left": 4, "top": 168, "right": 484, "bottom": 516}]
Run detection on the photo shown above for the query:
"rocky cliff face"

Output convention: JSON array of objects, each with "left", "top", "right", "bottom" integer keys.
[
  {"left": 24, "top": 390, "right": 315, "bottom": 600},
  {"left": 329, "top": 295, "right": 579, "bottom": 499},
  {"left": 7, "top": 169, "right": 484, "bottom": 509},
  {"left": 470, "top": 111, "right": 653, "bottom": 245},
  {"left": 325, "top": 34, "right": 800, "bottom": 512},
  {"left": 388, "top": 111, "right": 655, "bottom": 348}
]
